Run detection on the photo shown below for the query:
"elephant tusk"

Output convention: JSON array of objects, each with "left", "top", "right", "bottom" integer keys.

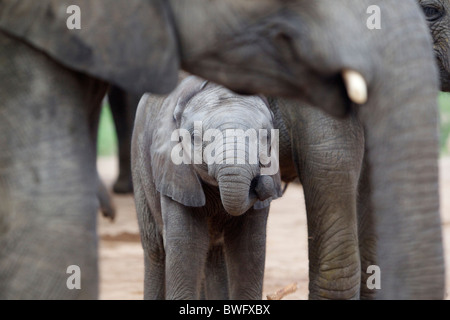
[{"left": 342, "top": 69, "right": 368, "bottom": 105}]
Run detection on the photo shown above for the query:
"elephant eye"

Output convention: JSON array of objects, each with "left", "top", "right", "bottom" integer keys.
[{"left": 422, "top": 6, "right": 443, "bottom": 22}]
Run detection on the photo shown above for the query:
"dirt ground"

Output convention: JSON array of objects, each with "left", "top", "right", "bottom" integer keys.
[{"left": 97, "top": 156, "right": 450, "bottom": 300}]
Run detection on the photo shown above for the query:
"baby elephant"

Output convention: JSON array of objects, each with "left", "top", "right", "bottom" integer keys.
[{"left": 131, "top": 75, "right": 282, "bottom": 300}]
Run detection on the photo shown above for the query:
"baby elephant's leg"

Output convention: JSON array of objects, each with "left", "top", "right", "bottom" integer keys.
[
  {"left": 224, "top": 207, "right": 270, "bottom": 300},
  {"left": 161, "top": 195, "right": 210, "bottom": 300},
  {"left": 133, "top": 174, "right": 165, "bottom": 299},
  {"left": 203, "top": 244, "right": 229, "bottom": 299}
]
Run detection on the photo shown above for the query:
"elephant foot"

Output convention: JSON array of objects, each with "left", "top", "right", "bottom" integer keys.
[
  {"left": 113, "top": 177, "right": 133, "bottom": 194},
  {"left": 98, "top": 179, "right": 116, "bottom": 221},
  {"left": 99, "top": 195, "right": 116, "bottom": 221}
]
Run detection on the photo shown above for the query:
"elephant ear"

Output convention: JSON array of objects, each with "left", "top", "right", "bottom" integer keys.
[
  {"left": 173, "top": 79, "right": 209, "bottom": 127},
  {"left": 150, "top": 76, "right": 208, "bottom": 207},
  {"left": 0, "top": 0, "right": 179, "bottom": 95}
]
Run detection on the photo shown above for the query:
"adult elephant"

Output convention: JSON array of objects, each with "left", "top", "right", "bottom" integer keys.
[
  {"left": 0, "top": 0, "right": 444, "bottom": 299},
  {"left": 269, "top": 0, "right": 444, "bottom": 298},
  {"left": 267, "top": 1, "right": 444, "bottom": 299}
]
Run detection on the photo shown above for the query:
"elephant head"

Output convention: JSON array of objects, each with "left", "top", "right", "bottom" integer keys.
[
  {"left": 418, "top": 0, "right": 450, "bottom": 91},
  {"left": 0, "top": 0, "right": 366, "bottom": 117},
  {"left": 148, "top": 75, "right": 282, "bottom": 216}
]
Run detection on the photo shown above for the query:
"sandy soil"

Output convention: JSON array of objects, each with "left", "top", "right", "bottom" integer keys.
[{"left": 97, "top": 156, "right": 450, "bottom": 300}]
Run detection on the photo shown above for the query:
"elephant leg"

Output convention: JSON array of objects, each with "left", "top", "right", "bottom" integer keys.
[
  {"left": 132, "top": 174, "right": 165, "bottom": 300},
  {"left": 292, "top": 106, "right": 364, "bottom": 300},
  {"left": 143, "top": 250, "right": 166, "bottom": 300},
  {"left": 161, "top": 195, "right": 209, "bottom": 300},
  {"left": 203, "top": 244, "right": 229, "bottom": 299},
  {"left": 97, "top": 178, "right": 116, "bottom": 221},
  {"left": 88, "top": 83, "right": 116, "bottom": 221},
  {"left": 223, "top": 207, "right": 269, "bottom": 300},
  {"left": 108, "top": 86, "right": 140, "bottom": 194},
  {"left": 357, "top": 154, "right": 378, "bottom": 299},
  {"left": 0, "top": 32, "right": 108, "bottom": 299}
]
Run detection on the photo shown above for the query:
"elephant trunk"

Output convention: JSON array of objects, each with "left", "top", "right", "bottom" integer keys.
[
  {"left": 216, "top": 165, "right": 258, "bottom": 216},
  {"left": 211, "top": 130, "right": 280, "bottom": 216},
  {"left": 359, "top": 22, "right": 445, "bottom": 298}
]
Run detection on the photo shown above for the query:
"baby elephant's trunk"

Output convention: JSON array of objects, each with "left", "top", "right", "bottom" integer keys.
[
  {"left": 253, "top": 175, "right": 278, "bottom": 202},
  {"left": 216, "top": 165, "right": 278, "bottom": 216}
]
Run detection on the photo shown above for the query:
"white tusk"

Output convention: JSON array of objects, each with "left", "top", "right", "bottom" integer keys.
[{"left": 342, "top": 69, "right": 368, "bottom": 105}]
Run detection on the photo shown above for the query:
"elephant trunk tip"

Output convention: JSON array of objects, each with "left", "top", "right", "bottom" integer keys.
[
  {"left": 253, "top": 175, "right": 279, "bottom": 201},
  {"left": 220, "top": 175, "right": 279, "bottom": 216}
]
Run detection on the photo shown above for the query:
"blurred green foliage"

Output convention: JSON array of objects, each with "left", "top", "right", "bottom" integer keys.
[
  {"left": 97, "top": 103, "right": 118, "bottom": 156},
  {"left": 439, "top": 93, "right": 450, "bottom": 156}
]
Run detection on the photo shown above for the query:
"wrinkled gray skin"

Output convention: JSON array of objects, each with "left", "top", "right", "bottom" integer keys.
[
  {"left": 268, "top": 0, "right": 442, "bottom": 298},
  {"left": 132, "top": 76, "right": 281, "bottom": 299},
  {"left": 0, "top": 0, "right": 444, "bottom": 299},
  {"left": 272, "top": 89, "right": 441, "bottom": 300},
  {"left": 419, "top": 0, "right": 450, "bottom": 91},
  {"left": 269, "top": 99, "right": 365, "bottom": 299},
  {"left": 0, "top": 36, "right": 108, "bottom": 299}
]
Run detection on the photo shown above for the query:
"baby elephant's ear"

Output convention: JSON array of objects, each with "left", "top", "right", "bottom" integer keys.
[
  {"left": 0, "top": 0, "right": 179, "bottom": 95},
  {"left": 150, "top": 76, "right": 208, "bottom": 207},
  {"left": 173, "top": 79, "right": 208, "bottom": 126}
]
